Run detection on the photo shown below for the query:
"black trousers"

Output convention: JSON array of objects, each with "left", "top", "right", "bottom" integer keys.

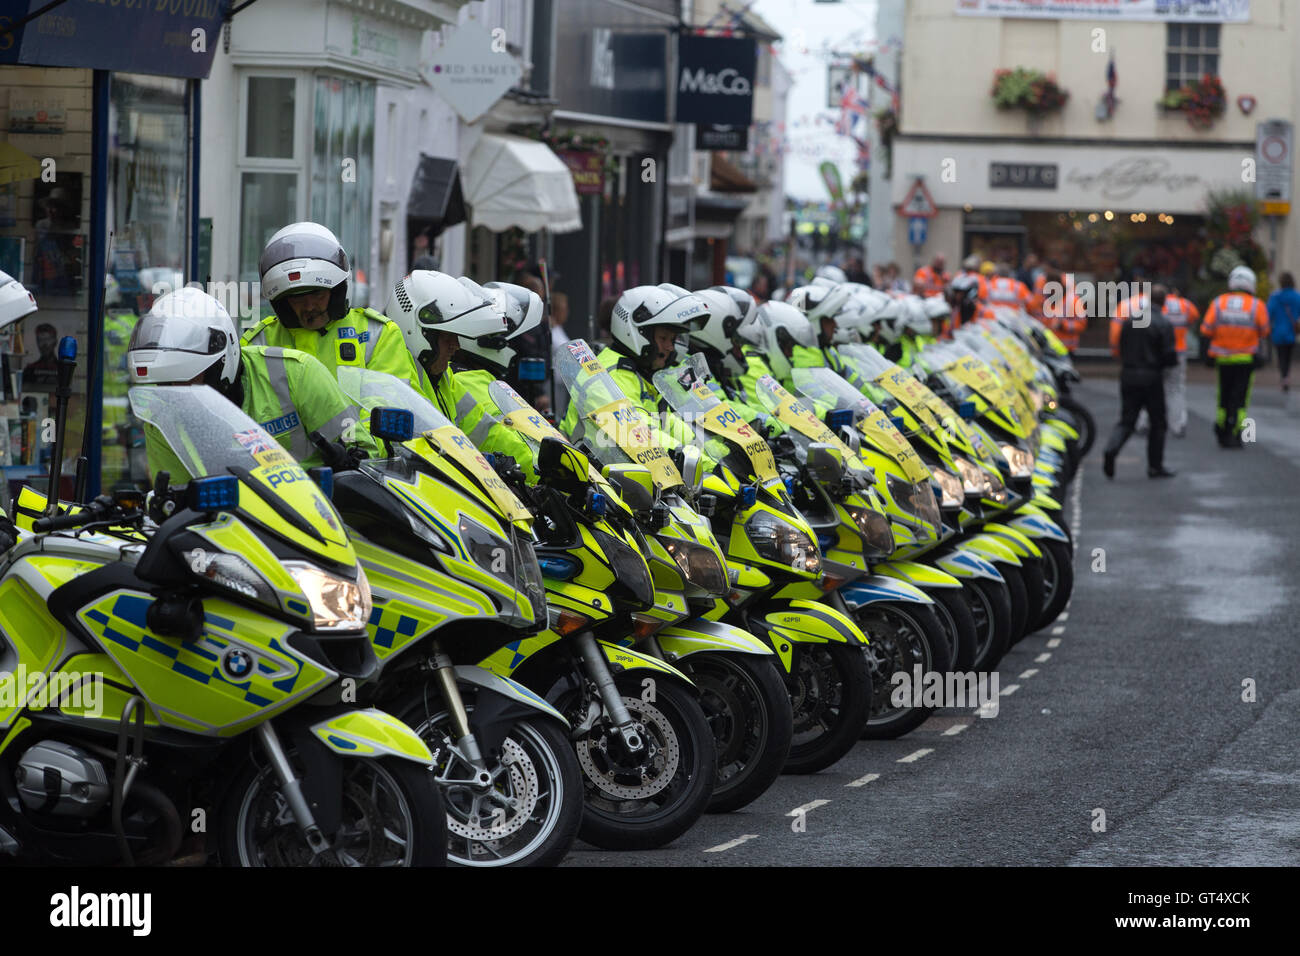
[
  {"left": 1277, "top": 343, "right": 1294, "bottom": 381},
  {"left": 1105, "top": 372, "right": 1166, "bottom": 471},
  {"left": 1215, "top": 362, "right": 1255, "bottom": 437}
]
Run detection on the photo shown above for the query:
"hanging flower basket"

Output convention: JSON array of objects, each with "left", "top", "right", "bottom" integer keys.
[
  {"left": 991, "top": 68, "right": 1069, "bottom": 117},
  {"left": 1157, "top": 74, "right": 1226, "bottom": 129}
]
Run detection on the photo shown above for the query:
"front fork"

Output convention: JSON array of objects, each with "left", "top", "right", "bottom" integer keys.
[
  {"left": 573, "top": 631, "right": 646, "bottom": 755},
  {"left": 427, "top": 643, "right": 494, "bottom": 790},
  {"left": 254, "top": 721, "right": 333, "bottom": 860}
]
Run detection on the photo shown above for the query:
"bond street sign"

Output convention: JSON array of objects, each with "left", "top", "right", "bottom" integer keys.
[{"left": 424, "top": 21, "right": 523, "bottom": 124}]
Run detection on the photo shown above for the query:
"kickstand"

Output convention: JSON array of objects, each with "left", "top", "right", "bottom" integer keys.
[{"left": 112, "top": 695, "right": 147, "bottom": 867}]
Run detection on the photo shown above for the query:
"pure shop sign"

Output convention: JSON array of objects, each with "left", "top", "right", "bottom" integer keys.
[
  {"left": 676, "top": 34, "right": 756, "bottom": 128},
  {"left": 425, "top": 21, "right": 523, "bottom": 124}
]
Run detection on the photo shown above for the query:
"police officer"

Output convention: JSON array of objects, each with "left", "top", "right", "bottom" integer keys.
[
  {"left": 383, "top": 270, "right": 534, "bottom": 465},
  {"left": 1102, "top": 286, "right": 1177, "bottom": 479},
  {"left": 0, "top": 270, "right": 38, "bottom": 549},
  {"left": 246, "top": 222, "right": 425, "bottom": 392},
  {"left": 128, "top": 287, "right": 379, "bottom": 481},
  {"left": 1201, "top": 265, "right": 1270, "bottom": 448}
]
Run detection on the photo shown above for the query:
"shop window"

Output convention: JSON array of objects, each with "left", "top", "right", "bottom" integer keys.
[
  {"left": 311, "top": 76, "right": 374, "bottom": 308},
  {"left": 1165, "top": 23, "right": 1220, "bottom": 92},
  {"left": 0, "top": 66, "right": 93, "bottom": 505}
]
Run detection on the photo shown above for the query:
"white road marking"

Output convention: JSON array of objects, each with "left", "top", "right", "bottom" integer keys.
[
  {"left": 788, "top": 799, "right": 830, "bottom": 816},
  {"left": 1047, "top": 638, "right": 1062, "bottom": 648},
  {"left": 1051, "top": 625, "right": 1066, "bottom": 635},
  {"left": 943, "top": 723, "right": 969, "bottom": 736},
  {"left": 704, "top": 834, "right": 759, "bottom": 853},
  {"left": 1035, "top": 653, "right": 1052, "bottom": 662},
  {"left": 975, "top": 701, "right": 999, "bottom": 717},
  {"left": 1019, "top": 668, "right": 1038, "bottom": 679},
  {"left": 1000, "top": 684, "right": 1021, "bottom": 696},
  {"left": 846, "top": 773, "right": 880, "bottom": 788},
  {"left": 1058, "top": 613, "right": 1069, "bottom": 621},
  {"left": 898, "top": 748, "right": 934, "bottom": 763}
]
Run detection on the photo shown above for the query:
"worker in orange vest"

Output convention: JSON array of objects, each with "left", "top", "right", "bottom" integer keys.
[
  {"left": 955, "top": 255, "right": 990, "bottom": 304},
  {"left": 1041, "top": 268, "right": 1086, "bottom": 352},
  {"left": 912, "top": 255, "right": 951, "bottom": 299},
  {"left": 986, "top": 263, "right": 1032, "bottom": 310},
  {"left": 1200, "top": 265, "right": 1269, "bottom": 448},
  {"left": 1159, "top": 287, "right": 1198, "bottom": 437}
]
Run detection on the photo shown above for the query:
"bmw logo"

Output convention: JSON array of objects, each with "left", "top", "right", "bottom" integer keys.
[{"left": 222, "top": 648, "right": 254, "bottom": 680}]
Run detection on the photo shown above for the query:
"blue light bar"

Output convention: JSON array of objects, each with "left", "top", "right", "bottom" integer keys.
[
  {"left": 538, "top": 556, "right": 579, "bottom": 580},
  {"left": 958, "top": 401, "right": 977, "bottom": 420},
  {"left": 741, "top": 486, "right": 758, "bottom": 507},
  {"left": 57, "top": 336, "right": 78, "bottom": 361},
  {"left": 370, "top": 407, "right": 414, "bottom": 442},
  {"left": 517, "top": 357, "right": 547, "bottom": 382},
  {"left": 590, "top": 492, "right": 607, "bottom": 516},
  {"left": 309, "top": 466, "right": 334, "bottom": 499},
  {"left": 189, "top": 475, "right": 239, "bottom": 512},
  {"left": 827, "top": 409, "right": 853, "bottom": 431}
]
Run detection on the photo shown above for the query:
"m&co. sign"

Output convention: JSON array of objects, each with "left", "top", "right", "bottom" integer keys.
[{"left": 559, "top": 151, "right": 605, "bottom": 196}]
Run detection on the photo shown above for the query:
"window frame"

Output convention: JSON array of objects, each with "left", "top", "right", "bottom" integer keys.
[
  {"left": 1164, "top": 22, "right": 1221, "bottom": 93},
  {"left": 234, "top": 70, "right": 309, "bottom": 291}
]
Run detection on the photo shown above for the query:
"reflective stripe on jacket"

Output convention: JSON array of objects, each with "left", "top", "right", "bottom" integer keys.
[{"left": 1201, "top": 293, "right": 1268, "bottom": 361}]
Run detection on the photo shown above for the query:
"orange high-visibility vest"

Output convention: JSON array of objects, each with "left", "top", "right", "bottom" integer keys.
[
  {"left": 1201, "top": 292, "right": 1268, "bottom": 361},
  {"left": 912, "top": 266, "right": 951, "bottom": 298},
  {"left": 987, "top": 276, "right": 1031, "bottom": 309},
  {"left": 1162, "top": 295, "right": 1199, "bottom": 354}
]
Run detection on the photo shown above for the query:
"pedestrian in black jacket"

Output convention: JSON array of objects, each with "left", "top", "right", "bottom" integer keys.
[{"left": 1104, "top": 285, "right": 1179, "bottom": 479}]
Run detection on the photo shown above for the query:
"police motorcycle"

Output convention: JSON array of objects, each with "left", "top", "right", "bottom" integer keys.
[
  {"left": 329, "top": 367, "right": 584, "bottom": 867},
  {"left": 914, "top": 341, "right": 1073, "bottom": 640},
  {"left": 994, "top": 306, "right": 1095, "bottom": 459},
  {"left": 655, "top": 354, "right": 964, "bottom": 745},
  {"left": 2, "top": 382, "right": 447, "bottom": 866},
  {"left": 485, "top": 371, "right": 791, "bottom": 814},
  {"left": 838, "top": 341, "right": 1074, "bottom": 655}
]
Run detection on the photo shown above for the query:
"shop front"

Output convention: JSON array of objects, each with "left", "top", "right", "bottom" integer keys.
[{"left": 0, "top": 1, "right": 226, "bottom": 501}]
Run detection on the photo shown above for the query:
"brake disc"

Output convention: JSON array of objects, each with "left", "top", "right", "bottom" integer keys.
[
  {"left": 575, "top": 697, "right": 680, "bottom": 801},
  {"left": 445, "top": 737, "right": 539, "bottom": 843}
]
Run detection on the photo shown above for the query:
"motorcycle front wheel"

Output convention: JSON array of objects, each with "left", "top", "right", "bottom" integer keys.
[
  {"left": 964, "top": 576, "right": 1013, "bottom": 670},
  {"left": 398, "top": 695, "right": 583, "bottom": 868},
  {"left": 782, "top": 643, "right": 872, "bottom": 773},
  {"left": 221, "top": 755, "right": 447, "bottom": 867},
  {"left": 569, "top": 676, "right": 716, "bottom": 851},
  {"left": 680, "top": 653, "right": 793, "bottom": 813},
  {"left": 925, "top": 585, "right": 978, "bottom": 672},
  {"left": 856, "top": 602, "right": 953, "bottom": 740},
  {"left": 1033, "top": 537, "right": 1075, "bottom": 633}
]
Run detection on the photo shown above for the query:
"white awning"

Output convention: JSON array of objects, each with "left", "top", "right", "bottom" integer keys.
[{"left": 462, "top": 133, "right": 583, "bottom": 234}]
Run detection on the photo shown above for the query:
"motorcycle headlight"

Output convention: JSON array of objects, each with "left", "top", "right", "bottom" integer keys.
[
  {"left": 886, "top": 474, "right": 941, "bottom": 531},
  {"left": 285, "top": 561, "right": 372, "bottom": 633},
  {"left": 952, "top": 456, "right": 986, "bottom": 496},
  {"left": 845, "top": 504, "right": 895, "bottom": 556},
  {"left": 662, "top": 537, "right": 728, "bottom": 595},
  {"left": 999, "top": 443, "right": 1035, "bottom": 478},
  {"left": 184, "top": 548, "right": 275, "bottom": 605},
  {"left": 745, "top": 511, "right": 821, "bottom": 575},
  {"left": 932, "top": 469, "right": 963, "bottom": 507}
]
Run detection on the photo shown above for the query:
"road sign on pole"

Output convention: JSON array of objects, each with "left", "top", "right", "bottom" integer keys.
[
  {"left": 1256, "top": 119, "right": 1293, "bottom": 216},
  {"left": 896, "top": 177, "right": 939, "bottom": 219},
  {"left": 908, "top": 217, "right": 928, "bottom": 247}
]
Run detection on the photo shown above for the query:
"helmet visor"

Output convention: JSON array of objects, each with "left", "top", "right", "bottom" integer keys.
[
  {"left": 128, "top": 312, "right": 227, "bottom": 356},
  {"left": 258, "top": 232, "right": 349, "bottom": 275}
]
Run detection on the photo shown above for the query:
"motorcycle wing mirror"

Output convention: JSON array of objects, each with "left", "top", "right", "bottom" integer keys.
[
  {"left": 369, "top": 407, "right": 415, "bottom": 443},
  {"left": 678, "top": 445, "right": 705, "bottom": 496},
  {"left": 805, "top": 442, "right": 845, "bottom": 483},
  {"left": 601, "top": 464, "right": 656, "bottom": 513},
  {"left": 958, "top": 401, "right": 977, "bottom": 421},
  {"left": 187, "top": 475, "right": 239, "bottom": 513},
  {"left": 538, "top": 436, "right": 590, "bottom": 494}
]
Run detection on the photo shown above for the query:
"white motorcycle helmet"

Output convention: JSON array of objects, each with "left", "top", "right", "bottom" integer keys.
[
  {"left": 740, "top": 301, "right": 816, "bottom": 381},
  {"left": 127, "top": 287, "right": 240, "bottom": 386},
  {"left": 611, "top": 285, "right": 710, "bottom": 371},
  {"left": 0, "top": 270, "right": 38, "bottom": 331},
  {"left": 816, "top": 264, "right": 848, "bottom": 284},
  {"left": 865, "top": 297, "right": 906, "bottom": 345},
  {"left": 899, "top": 296, "right": 932, "bottom": 338},
  {"left": 457, "top": 279, "right": 545, "bottom": 372},
  {"left": 1227, "top": 265, "right": 1257, "bottom": 294},
  {"left": 258, "top": 222, "right": 351, "bottom": 327},
  {"left": 922, "top": 295, "right": 951, "bottom": 330},
  {"left": 788, "top": 283, "right": 853, "bottom": 347},
  {"left": 386, "top": 270, "right": 506, "bottom": 365}
]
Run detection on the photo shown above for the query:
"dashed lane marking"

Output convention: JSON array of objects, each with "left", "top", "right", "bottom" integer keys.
[
  {"left": 846, "top": 773, "right": 880, "bottom": 788},
  {"left": 943, "top": 723, "right": 969, "bottom": 736},
  {"left": 898, "top": 748, "right": 934, "bottom": 763},
  {"left": 1035, "top": 653, "right": 1052, "bottom": 662},
  {"left": 1051, "top": 625, "right": 1066, "bottom": 635},
  {"left": 1019, "top": 668, "right": 1038, "bottom": 679},
  {"left": 1047, "top": 638, "right": 1061, "bottom": 648},
  {"left": 1000, "top": 684, "right": 1021, "bottom": 696},
  {"left": 704, "top": 834, "right": 759, "bottom": 853}
]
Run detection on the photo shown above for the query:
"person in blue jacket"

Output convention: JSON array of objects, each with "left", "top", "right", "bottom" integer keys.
[{"left": 1267, "top": 271, "right": 1300, "bottom": 392}]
